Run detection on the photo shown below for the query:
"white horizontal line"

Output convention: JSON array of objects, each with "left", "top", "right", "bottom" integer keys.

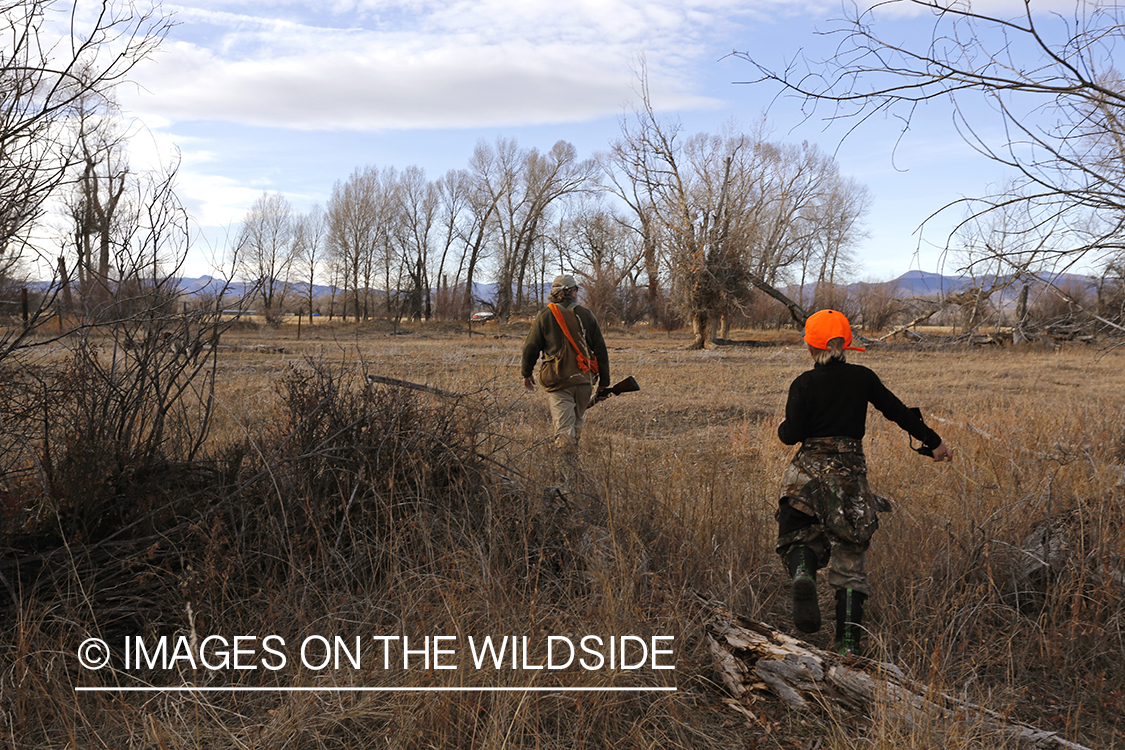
[{"left": 76, "top": 686, "right": 677, "bottom": 693}]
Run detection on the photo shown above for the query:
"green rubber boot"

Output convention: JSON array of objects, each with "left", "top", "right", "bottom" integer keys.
[
  {"left": 834, "top": 588, "right": 867, "bottom": 656},
  {"left": 787, "top": 545, "right": 821, "bottom": 633}
]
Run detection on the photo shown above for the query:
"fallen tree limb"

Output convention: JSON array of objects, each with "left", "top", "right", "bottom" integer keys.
[
  {"left": 747, "top": 271, "right": 809, "bottom": 325},
  {"left": 876, "top": 307, "right": 942, "bottom": 342},
  {"left": 711, "top": 338, "right": 783, "bottom": 348},
  {"left": 364, "top": 373, "right": 460, "bottom": 398},
  {"left": 700, "top": 597, "right": 1092, "bottom": 750}
]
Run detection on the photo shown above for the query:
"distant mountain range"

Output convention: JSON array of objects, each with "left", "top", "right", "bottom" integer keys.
[
  {"left": 33, "top": 271, "right": 1098, "bottom": 305},
  {"left": 785, "top": 269, "right": 1099, "bottom": 303},
  {"left": 169, "top": 277, "right": 528, "bottom": 306}
]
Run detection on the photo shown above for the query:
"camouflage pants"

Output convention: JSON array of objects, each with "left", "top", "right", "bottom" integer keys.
[{"left": 775, "top": 436, "right": 889, "bottom": 596}]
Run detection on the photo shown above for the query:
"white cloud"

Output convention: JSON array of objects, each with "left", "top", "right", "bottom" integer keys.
[
  {"left": 120, "top": 0, "right": 744, "bottom": 130},
  {"left": 180, "top": 170, "right": 269, "bottom": 228}
]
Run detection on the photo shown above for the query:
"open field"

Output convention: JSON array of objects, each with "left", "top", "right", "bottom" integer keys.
[{"left": 3, "top": 318, "right": 1125, "bottom": 748}]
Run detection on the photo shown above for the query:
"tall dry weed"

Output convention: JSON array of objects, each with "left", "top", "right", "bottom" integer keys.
[{"left": 4, "top": 326, "right": 1125, "bottom": 748}]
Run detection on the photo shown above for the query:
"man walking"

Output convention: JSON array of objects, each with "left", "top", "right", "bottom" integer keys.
[{"left": 521, "top": 275, "right": 610, "bottom": 463}]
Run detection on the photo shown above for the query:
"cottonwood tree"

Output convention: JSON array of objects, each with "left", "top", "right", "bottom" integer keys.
[
  {"left": 599, "top": 145, "right": 667, "bottom": 326},
  {"left": 431, "top": 169, "right": 469, "bottom": 318},
  {"left": 605, "top": 108, "right": 751, "bottom": 348},
  {"left": 0, "top": 1, "right": 170, "bottom": 272},
  {"left": 546, "top": 196, "right": 646, "bottom": 323},
  {"left": 472, "top": 138, "right": 596, "bottom": 319},
  {"left": 0, "top": 0, "right": 170, "bottom": 346},
  {"left": 292, "top": 204, "right": 327, "bottom": 324},
  {"left": 393, "top": 166, "right": 437, "bottom": 321},
  {"left": 61, "top": 90, "right": 136, "bottom": 315},
  {"left": 739, "top": 139, "right": 869, "bottom": 331},
  {"left": 733, "top": 0, "right": 1125, "bottom": 277},
  {"left": 608, "top": 85, "right": 868, "bottom": 347},
  {"left": 455, "top": 146, "right": 506, "bottom": 319},
  {"left": 235, "top": 192, "right": 296, "bottom": 323},
  {"left": 327, "top": 166, "right": 397, "bottom": 322},
  {"left": 802, "top": 173, "right": 871, "bottom": 309}
]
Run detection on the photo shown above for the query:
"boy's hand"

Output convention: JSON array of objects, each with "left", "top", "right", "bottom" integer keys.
[{"left": 930, "top": 442, "right": 953, "bottom": 462}]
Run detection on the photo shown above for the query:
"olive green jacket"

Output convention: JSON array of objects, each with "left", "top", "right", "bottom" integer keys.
[{"left": 520, "top": 301, "right": 609, "bottom": 390}]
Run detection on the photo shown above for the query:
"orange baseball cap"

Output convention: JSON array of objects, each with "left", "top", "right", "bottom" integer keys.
[{"left": 804, "top": 309, "right": 865, "bottom": 352}]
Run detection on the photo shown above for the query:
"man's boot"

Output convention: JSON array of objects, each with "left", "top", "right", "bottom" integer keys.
[
  {"left": 834, "top": 588, "right": 867, "bottom": 656},
  {"left": 786, "top": 545, "right": 821, "bottom": 633}
]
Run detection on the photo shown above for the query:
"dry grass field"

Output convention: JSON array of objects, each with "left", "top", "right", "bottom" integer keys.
[{"left": 3, "top": 317, "right": 1124, "bottom": 749}]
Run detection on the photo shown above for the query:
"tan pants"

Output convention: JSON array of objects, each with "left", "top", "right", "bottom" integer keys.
[{"left": 546, "top": 383, "right": 593, "bottom": 449}]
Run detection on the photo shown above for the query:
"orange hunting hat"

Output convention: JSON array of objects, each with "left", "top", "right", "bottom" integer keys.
[{"left": 803, "top": 309, "right": 865, "bottom": 352}]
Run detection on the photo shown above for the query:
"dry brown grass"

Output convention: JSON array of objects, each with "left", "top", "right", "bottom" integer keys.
[{"left": 3, "top": 318, "right": 1124, "bottom": 748}]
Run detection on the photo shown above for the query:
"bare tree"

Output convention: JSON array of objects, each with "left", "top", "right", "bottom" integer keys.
[
  {"left": 606, "top": 101, "right": 751, "bottom": 348},
  {"left": 472, "top": 137, "right": 596, "bottom": 319},
  {"left": 458, "top": 145, "right": 506, "bottom": 319},
  {"left": 600, "top": 141, "right": 667, "bottom": 326},
  {"left": 235, "top": 192, "right": 296, "bottom": 324},
  {"left": 327, "top": 166, "right": 396, "bottom": 322},
  {"left": 292, "top": 204, "right": 327, "bottom": 325},
  {"left": 0, "top": 0, "right": 172, "bottom": 371},
  {"left": 608, "top": 81, "right": 867, "bottom": 347},
  {"left": 807, "top": 175, "right": 871, "bottom": 308},
  {"left": 0, "top": 0, "right": 170, "bottom": 274},
  {"left": 432, "top": 169, "right": 468, "bottom": 318},
  {"left": 546, "top": 196, "right": 645, "bottom": 323},
  {"left": 61, "top": 90, "right": 135, "bottom": 315},
  {"left": 393, "top": 166, "right": 437, "bottom": 321}
]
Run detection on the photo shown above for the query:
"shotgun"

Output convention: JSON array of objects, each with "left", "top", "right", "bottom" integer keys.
[{"left": 589, "top": 375, "right": 640, "bottom": 407}]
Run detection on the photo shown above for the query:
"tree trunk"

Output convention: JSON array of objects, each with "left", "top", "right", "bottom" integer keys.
[
  {"left": 638, "top": 221, "right": 660, "bottom": 325},
  {"left": 1014, "top": 283, "right": 1030, "bottom": 347},
  {"left": 701, "top": 597, "right": 1093, "bottom": 750},
  {"left": 689, "top": 312, "right": 708, "bottom": 350},
  {"left": 58, "top": 256, "right": 74, "bottom": 314}
]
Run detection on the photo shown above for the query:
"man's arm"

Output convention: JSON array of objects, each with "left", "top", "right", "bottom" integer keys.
[
  {"left": 520, "top": 313, "right": 546, "bottom": 383},
  {"left": 580, "top": 307, "right": 610, "bottom": 388}
]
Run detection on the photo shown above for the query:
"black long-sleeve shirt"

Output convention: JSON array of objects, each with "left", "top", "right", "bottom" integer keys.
[{"left": 778, "top": 359, "right": 942, "bottom": 450}]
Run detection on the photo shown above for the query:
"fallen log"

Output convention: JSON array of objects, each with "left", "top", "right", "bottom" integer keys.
[
  {"left": 700, "top": 597, "right": 1092, "bottom": 750},
  {"left": 876, "top": 307, "right": 941, "bottom": 342},
  {"left": 364, "top": 373, "right": 460, "bottom": 398}
]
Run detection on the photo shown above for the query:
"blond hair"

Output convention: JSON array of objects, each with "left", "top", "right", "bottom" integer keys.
[
  {"left": 811, "top": 336, "right": 847, "bottom": 365},
  {"left": 548, "top": 286, "right": 576, "bottom": 304}
]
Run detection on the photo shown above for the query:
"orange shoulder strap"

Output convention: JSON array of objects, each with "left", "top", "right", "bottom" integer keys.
[{"left": 548, "top": 303, "right": 598, "bottom": 375}]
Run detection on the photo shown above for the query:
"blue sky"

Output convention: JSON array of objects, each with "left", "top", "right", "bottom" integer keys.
[{"left": 111, "top": 0, "right": 1073, "bottom": 281}]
